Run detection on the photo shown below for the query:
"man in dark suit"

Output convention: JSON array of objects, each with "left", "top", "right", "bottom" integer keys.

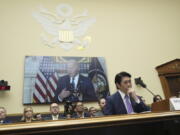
[
  {"left": 94, "top": 98, "right": 106, "bottom": 117},
  {"left": 54, "top": 60, "right": 97, "bottom": 102},
  {"left": 104, "top": 72, "right": 150, "bottom": 115},
  {"left": 45, "top": 103, "right": 63, "bottom": 120},
  {"left": 0, "top": 107, "right": 11, "bottom": 124},
  {"left": 72, "top": 102, "right": 90, "bottom": 118}
]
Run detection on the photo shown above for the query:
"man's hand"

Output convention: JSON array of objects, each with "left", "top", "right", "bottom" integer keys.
[
  {"left": 59, "top": 88, "right": 71, "bottom": 100},
  {"left": 127, "top": 88, "right": 139, "bottom": 103}
]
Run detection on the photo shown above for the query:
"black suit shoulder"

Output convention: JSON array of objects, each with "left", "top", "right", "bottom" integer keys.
[
  {"left": 107, "top": 92, "right": 119, "bottom": 103},
  {"left": 79, "top": 74, "right": 91, "bottom": 81},
  {"left": 58, "top": 74, "right": 88, "bottom": 82},
  {"left": 58, "top": 75, "right": 69, "bottom": 81}
]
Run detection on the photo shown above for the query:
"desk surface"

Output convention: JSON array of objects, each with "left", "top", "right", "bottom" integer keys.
[{"left": 1, "top": 111, "right": 180, "bottom": 135}]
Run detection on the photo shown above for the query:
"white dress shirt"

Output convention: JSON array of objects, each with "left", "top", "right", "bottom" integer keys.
[
  {"left": 52, "top": 114, "right": 59, "bottom": 120},
  {"left": 0, "top": 120, "right": 3, "bottom": 124}
]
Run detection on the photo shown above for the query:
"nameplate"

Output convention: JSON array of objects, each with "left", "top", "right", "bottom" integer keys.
[{"left": 170, "top": 98, "right": 180, "bottom": 111}]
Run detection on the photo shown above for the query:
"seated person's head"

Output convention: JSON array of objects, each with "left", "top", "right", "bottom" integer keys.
[
  {"left": 0, "top": 107, "right": 6, "bottom": 121},
  {"left": 153, "top": 95, "right": 162, "bottom": 102},
  {"left": 115, "top": 72, "right": 132, "bottom": 94},
  {"left": 140, "top": 96, "right": 146, "bottom": 103},
  {"left": 64, "top": 102, "right": 75, "bottom": 117},
  {"left": 89, "top": 107, "right": 97, "bottom": 117},
  {"left": 83, "top": 106, "right": 88, "bottom": 113},
  {"left": 34, "top": 113, "right": 42, "bottom": 121},
  {"left": 67, "top": 105, "right": 74, "bottom": 113},
  {"left": 75, "top": 102, "right": 84, "bottom": 113},
  {"left": 50, "top": 103, "right": 59, "bottom": 116},
  {"left": 66, "top": 113, "right": 71, "bottom": 119},
  {"left": 22, "top": 107, "right": 34, "bottom": 122},
  {"left": 98, "top": 98, "right": 106, "bottom": 110}
]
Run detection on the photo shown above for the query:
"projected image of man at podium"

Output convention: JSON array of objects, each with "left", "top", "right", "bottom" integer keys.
[
  {"left": 54, "top": 60, "right": 97, "bottom": 102},
  {"left": 104, "top": 72, "right": 150, "bottom": 115}
]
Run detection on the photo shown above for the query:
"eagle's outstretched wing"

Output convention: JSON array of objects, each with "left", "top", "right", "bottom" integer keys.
[
  {"left": 32, "top": 12, "right": 60, "bottom": 36},
  {"left": 73, "top": 18, "right": 96, "bottom": 37}
]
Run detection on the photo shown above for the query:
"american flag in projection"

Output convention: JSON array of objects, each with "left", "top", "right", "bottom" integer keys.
[{"left": 33, "top": 57, "right": 59, "bottom": 103}]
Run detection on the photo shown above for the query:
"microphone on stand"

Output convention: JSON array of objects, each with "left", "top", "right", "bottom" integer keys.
[{"left": 134, "top": 77, "right": 156, "bottom": 96}]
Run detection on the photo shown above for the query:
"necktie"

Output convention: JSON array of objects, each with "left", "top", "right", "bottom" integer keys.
[
  {"left": 72, "top": 77, "right": 75, "bottom": 90},
  {"left": 124, "top": 95, "right": 134, "bottom": 114}
]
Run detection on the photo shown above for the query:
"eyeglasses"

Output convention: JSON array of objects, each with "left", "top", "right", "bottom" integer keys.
[
  {"left": 25, "top": 110, "right": 33, "bottom": 113},
  {"left": 51, "top": 106, "right": 59, "bottom": 109}
]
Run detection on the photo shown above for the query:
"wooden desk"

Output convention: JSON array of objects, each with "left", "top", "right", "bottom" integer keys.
[
  {"left": 151, "top": 99, "right": 170, "bottom": 112},
  {"left": 1, "top": 111, "right": 180, "bottom": 135}
]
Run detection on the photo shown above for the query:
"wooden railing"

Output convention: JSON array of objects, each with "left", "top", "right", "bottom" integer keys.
[{"left": 1, "top": 111, "right": 180, "bottom": 135}]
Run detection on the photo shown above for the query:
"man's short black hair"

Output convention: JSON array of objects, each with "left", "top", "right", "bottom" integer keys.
[{"left": 115, "top": 72, "right": 131, "bottom": 85}]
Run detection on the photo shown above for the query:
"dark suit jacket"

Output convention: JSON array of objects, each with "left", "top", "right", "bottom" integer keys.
[
  {"left": 44, "top": 114, "right": 64, "bottom": 120},
  {"left": 103, "top": 91, "right": 150, "bottom": 115},
  {"left": 54, "top": 75, "right": 97, "bottom": 102},
  {"left": 1, "top": 119, "right": 11, "bottom": 124},
  {"left": 72, "top": 112, "right": 90, "bottom": 118}
]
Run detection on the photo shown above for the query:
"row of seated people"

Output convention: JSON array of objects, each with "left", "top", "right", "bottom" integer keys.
[
  {"left": 0, "top": 98, "right": 106, "bottom": 124},
  {"left": 0, "top": 94, "right": 163, "bottom": 124},
  {"left": 0, "top": 72, "right": 163, "bottom": 124}
]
